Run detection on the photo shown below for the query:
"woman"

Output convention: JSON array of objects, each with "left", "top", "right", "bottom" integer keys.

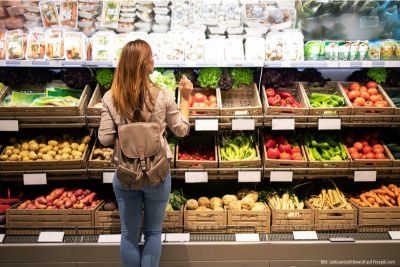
[{"left": 98, "top": 40, "right": 192, "bottom": 267}]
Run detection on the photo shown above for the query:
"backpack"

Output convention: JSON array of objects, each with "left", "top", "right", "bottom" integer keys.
[{"left": 112, "top": 86, "right": 169, "bottom": 189}]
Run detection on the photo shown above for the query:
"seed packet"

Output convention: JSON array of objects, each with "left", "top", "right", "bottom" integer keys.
[
  {"left": 26, "top": 31, "right": 46, "bottom": 60},
  {"left": 5, "top": 30, "right": 24, "bottom": 60},
  {"left": 60, "top": 0, "right": 78, "bottom": 29},
  {"left": 40, "top": 0, "right": 59, "bottom": 28}
]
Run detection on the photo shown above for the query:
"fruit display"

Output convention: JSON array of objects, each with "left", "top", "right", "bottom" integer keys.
[
  {"left": 308, "top": 92, "right": 346, "bottom": 108},
  {"left": 165, "top": 189, "right": 186, "bottom": 212},
  {"left": 92, "top": 146, "right": 114, "bottom": 161},
  {"left": 16, "top": 188, "right": 99, "bottom": 210},
  {"left": 265, "top": 88, "right": 303, "bottom": 108},
  {"left": 220, "top": 133, "right": 259, "bottom": 161},
  {"left": 350, "top": 184, "right": 400, "bottom": 208},
  {"left": 342, "top": 81, "right": 390, "bottom": 108},
  {"left": 308, "top": 186, "right": 352, "bottom": 210},
  {"left": 0, "top": 133, "right": 90, "bottom": 162},
  {"left": 304, "top": 132, "right": 348, "bottom": 161},
  {"left": 344, "top": 132, "right": 387, "bottom": 160},
  {"left": 178, "top": 146, "right": 215, "bottom": 162},
  {"left": 189, "top": 92, "right": 218, "bottom": 108},
  {"left": 264, "top": 133, "right": 303, "bottom": 161}
]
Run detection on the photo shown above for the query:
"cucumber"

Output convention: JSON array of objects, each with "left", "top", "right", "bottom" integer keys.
[{"left": 389, "top": 146, "right": 400, "bottom": 153}]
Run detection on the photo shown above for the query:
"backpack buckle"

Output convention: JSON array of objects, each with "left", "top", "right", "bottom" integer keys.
[
  {"left": 137, "top": 147, "right": 147, "bottom": 171},
  {"left": 140, "top": 159, "right": 147, "bottom": 171}
]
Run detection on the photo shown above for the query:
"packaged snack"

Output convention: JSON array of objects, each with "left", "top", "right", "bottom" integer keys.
[
  {"left": 245, "top": 36, "right": 265, "bottom": 61},
  {"left": 171, "top": 0, "right": 190, "bottom": 30},
  {"left": 368, "top": 40, "right": 381, "bottom": 60},
  {"left": 39, "top": 0, "right": 59, "bottom": 28},
  {"left": 184, "top": 31, "right": 205, "bottom": 61},
  {"left": 60, "top": 0, "right": 78, "bottom": 29},
  {"left": 358, "top": 40, "right": 369, "bottom": 60},
  {"left": 26, "top": 31, "right": 46, "bottom": 60},
  {"left": 218, "top": 0, "right": 242, "bottom": 28},
  {"left": 349, "top": 41, "right": 359, "bottom": 61},
  {"left": 64, "top": 32, "right": 86, "bottom": 60},
  {"left": 0, "top": 31, "right": 6, "bottom": 60},
  {"left": 101, "top": 0, "right": 121, "bottom": 28},
  {"left": 304, "top": 41, "right": 324, "bottom": 61},
  {"left": 265, "top": 31, "right": 284, "bottom": 61},
  {"left": 395, "top": 41, "right": 400, "bottom": 60},
  {"left": 204, "top": 37, "right": 225, "bottom": 61},
  {"left": 148, "top": 33, "right": 166, "bottom": 60},
  {"left": 91, "top": 31, "right": 114, "bottom": 61},
  {"left": 381, "top": 39, "right": 395, "bottom": 60},
  {"left": 337, "top": 41, "right": 351, "bottom": 60},
  {"left": 283, "top": 30, "right": 304, "bottom": 61},
  {"left": 192, "top": 0, "right": 218, "bottom": 26},
  {"left": 165, "top": 31, "right": 185, "bottom": 61},
  {"left": 45, "top": 29, "right": 64, "bottom": 59},
  {"left": 5, "top": 30, "right": 24, "bottom": 60},
  {"left": 225, "top": 37, "right": 245, "bottom": 61}
]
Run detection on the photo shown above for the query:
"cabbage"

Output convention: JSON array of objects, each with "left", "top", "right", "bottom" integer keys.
[{"left": 150, "top": 70, "right": 177, "bottom": 97}]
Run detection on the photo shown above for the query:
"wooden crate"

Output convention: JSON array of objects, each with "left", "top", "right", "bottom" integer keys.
[
  {"left": 263, "top": 83, "right": 309, "bottom": 123},
  {"left": 219, "top": 145, "right": 261, "bottom": 169},
  {"left": 301, "top": 82, "right": 351, "bottom": 123},
  {"left": 351, "top": 202, "right": 400, "bottom": 232},
  {"left": 88, "top": 139, "right": 115, "bottom": 169},
  {"left": 338, "top": 83, "right": 395, "bottom": 124},
  {"left": 184, "top": 205, "right": 227, "bottom": 233},
  {"left": 86, "top": 84, "right": 105, "bottom": 126},
  {"left": 263, "top": 137, "right": 308, "bottom": 169},
  {"left": 306, "top": 201, "right": 357, "bottom": 231},
  {"left": 227, "top": 204, "right": 271, "bottom": 233},
  {"left": 0, "top": 129, "right": 93, "bottom": 171},
  {"left": 177, "top": 88, "right": 220, "bottom": 119},
  {"left": 0, "top": 82, "right": 91, "bottom": 117},
  {"left": 163, "top": 208, "right": 184, "bottom": 233},
  {"left": 6, "top": 201, "right": 103, "bottom": 235},
  {"left": 269, "top": 203, "right": 314, "bottom": 232},
  {"left": 304, "top": 142, "right": 351, "bottom": 169},
  {"left": 220, "top": 83, "right": 263, "bottom": 123},
  {"left": 381, "top": 87, "right": 400, "bottom": 122},
  {"left": 384, "top": 143, "right": 400, "bottom": 167},
  {"left": 350, "top": 144, "right": 394, "bottom": 168}
]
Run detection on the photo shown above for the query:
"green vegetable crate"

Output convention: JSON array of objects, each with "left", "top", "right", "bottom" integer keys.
[
  {"left": 86, "top": 84, "right": 105, "bottom": 127},
  {"left": 219, "top": 83, "right": 263, "bottom": 124},
  {"left": 268, "top": 203, "right": 314, "bottom": 232},
  {"left": 184, "top": 204, "right": 227, "bottom": 233},
  {"left": 382, "top": 87, "right": 400, "bottom": 123},
  {"left": 262, "top": 83, "right": 309, "bottom": 125},
  {"left": 339, "top": 82, "right": 395, "bottom": 125},
  {"left": 177, "top": 88, "right": 220, "bottom": 121},
  {"left": 301, "top": 82, "right": 352, "bottom": 123},
  {"left": 227, "top": 203, "right": 271, "bottom": 233}
]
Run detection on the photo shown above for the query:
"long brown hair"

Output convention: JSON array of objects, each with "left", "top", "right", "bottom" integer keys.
[{"left": 111, "top": 39, "right": 154, "bottom": 119}]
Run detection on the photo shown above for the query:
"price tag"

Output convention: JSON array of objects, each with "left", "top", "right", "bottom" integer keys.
[
  {"left": 270, "top": 171, "right": 293, "bottom": 182},
  {"left": 185, "top": 172, "right": 208, "bottom": 183},
  {"left": 165, "top": 233, "right": 190, "bottom": 242},
  {"left": 49, "top": 61, "right": 62, "bottom": 67},
  {"left": 388, "top": 231, "right": 400, "bottom": 240},
  {"left": 103, "top": 172, "right": 114, "bottom": 183},
  {"left": 238, "top": 171, "right": 261, "bottom": 183},
  {"left": 98, "top": 234, "right": 121, "bottom": 243},
  {"left": 339, "top": 61, "right": 351, "bottom": 68},
  {"left": 326, "top": 61, "right": 338, "bottom": 68},
  {"left": 354, "top": 171, "right": 376, "bottom": 182},
  {"left": 329, "top": 237, "right": 355, "bottom": 242},
  {"left": 361, "top": 61, "right": 373, "bottom": 68},
  {"left": 235, "top": 233, "right": 260, "bottom": 242},
  {"left": 38, "top": 232, "right": 64, "bottom": 243},
  {"left": 318, "top": 118, "right": 341, "bottom": 130},
  {"left": 0, "top": 234, "right": 4, "bottom": 243},
  {"left": 271, "top": 119, "right": 295, "bottom": 130},
  {"left": 0, "top": 120, "right": 19, "bottom": 131},
  {"left": 141, "top": 234, "right": 165, "bottom": 243},
  {"left": 20, "top": 60, "right": 32, "bottom": 66},
  {"left": 195, "top": 119, "right": 218, "bottom": 131},
  {"left": 384, "top": 61, "right": 399, "bottom": 68},
  {"left": 292, "top": 231, "right": 318, "bottom": 240},
  {"left": 23, "top": 173, "right": 47, "bottom": 185},
  {"left": 280, "top": 61, "right": 291, "bottom": 67},
  {"left": 232, "top": 119, "right": 255, "bottom": 131}
]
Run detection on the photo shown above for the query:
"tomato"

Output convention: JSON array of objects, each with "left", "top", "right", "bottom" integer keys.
[
  {"left": 361, "top": 141, "right": 369, "bottom": 147},
  {"left": 198, "top": 102, "right": 207, "bottom": 108},
  {"left": 291, "top": 147, "right": 301, "bottom": 154},
  {"left": 350, "top": 82, "right": 360, "bottom": 91},
  {"left": 365, "top": 101, "right": 374, "bottom": 107},
  {"left": 375, "top": 152, "right": 386, "bottom": 159},
  {"left": 353, "top": 142, "right": 363, "bottom": 151},
  {"left": 374, "top": 101, "right": 386, "bottom": 107},
  {"left": 208, "top": 95, "right": 217, "bottom": 103},
  {"left": 362, "top": 145, "right": 372, "bottom": 154},
  {"left": 210, "top": 102, "right": 218, "bottom": 108},
  {"left": 204, "top": 100, "right": 210, "bottom": 107},
  {"left": 375, "top": 94, "right": 383, "bottom": 101},
  {"left": 348, "top": 147, "right": 357, "bottom": 154},
  {"left": 278, "top": 144, "right": 291, "bottom": 153},
  {"left": 193, "top": 93, "right": 205, "bottom": 103},
  {"left": 366, "top": 152, "right": 376, "bottom": 159},
  {"left": 360, "top": 91, "right": 370, "bottom": 100},
  {"left": 361, "top": 154, "right": 367, "bottom": 159},
  {"left": 192, "top": 102, "right": 200, "bottom": 108},
  {"left": 372, "top": 144, "right": 384, "bottom": 153},
  {"left": 347, "top": 90, "right": 360, "bottom": 101},
  {"left": 291, "top": 153, "right": 303, "bottom": 160},
  {"left": 369, "top": 138, "right": 379, "bottom": 146},
  {"left": 265, "top": 88, "right": 276, "bottom": 97},
  {"left": 367, "top": 88, "right": 378, "bottom": 95},
  {"left": 369, "top": 95, "right": 380, "bottom": 103},
  {"left": 343, "top": 87, "right": 349, "bottom": 94},
  {"left": 353, "top": 97, "right": 365, "bottom": 106},
  {"left": 359, "top": 86, "right": 368, "bottom": 93},
  {"left": 367, "top": 81, "right": 377, "bottom": 89},
  {"left": 351, "top": 152, "right": 361, "bottom": 159},
  {"left": 279, "top": 152, "right": 291, "bottom": 160},
  {"left": 265, "top": 139, "right": 277, "bottom": 148},
  {"left": 381, "top": 100, "right": 389, "bottom": 107},
  {"left": 267, "top": 147, "right": 280, "bottom": 159}
]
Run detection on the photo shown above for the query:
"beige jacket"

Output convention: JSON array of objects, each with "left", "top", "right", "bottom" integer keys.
[{"left": 98, "top": 87, "right": 190, "bottom": 159}]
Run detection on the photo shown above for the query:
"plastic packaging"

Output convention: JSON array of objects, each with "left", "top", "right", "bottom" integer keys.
[
  {"left": 245, "top": 36, "right": 265, "bottom": 61},
  {"left": 358, "top": 41, "right": 369, "bottom": 60},
  {"left": 171, "top": 0, "right": 190, "bottom": 30},
  {"left": 208, "top": 27, "right": 226, "bottom": 35},
  {"left": 64, "top": 32, "right": 86, "bottom": 60},
  {"left": 91, "top": 31, "right": 114, "bottom": 61},
  {"left": 243, "top": 2, "right": 268, "bottom": 28},
  {"left": 149, "top": 33, "right": 167, "bottom": 60},
  {"left": 45, "top": 29, "right": 64, "bottom": 59},
  {"left": 304, "top": 41, "right": 324, "bottom": 61},
  {"left": 283, "top": 30, "right": 304, "bottom": 61},
  {"left": 368, "top": 40, "right": 381, "bottom": 60},
  {"left": 154, "top": 6, "right": 170, "bottom": 15},
  {"left": 165, "top": 31, "right": 185, "bottom": 61},
  {"left": 39, "top": 0, "right": 59, "bottom": 28},
  {"left": 6, "top": 30, "right": 24, "bottom": 60},
  {"left": 324, "top": 41, "right": 338, "bottom": 61},
  {"left": 26, "top": 31, "right": 46, "bottom": 60},
  {"left": 265, "top": 31, "right": 285, "bottom": 61},
  {"left": 225, "top": 37, "right": 244, "bottom": 61},
  {"left": 204, "top": 37, "right": 225, "bottom": 61},
  {"left": 395, "top": 41, "right": 400, "bottom": 60},
  {"left": 192, "top": 0, "right": 218, "bottom": 26},
  {"left": 266, "top": 7, "right": 295, "bottom": 31},
  {"left": 349, "top": 41, "right": 359, "bottom": 61},
  {"left": 218, "top": 0, "right": 242, "bottom": 28},
  {"left": 0, "top": 31, "right": 6, "bottom": 60},
  {"left": 152, "top": 24, "right": 169, "bottom": 33},
  {"left": 113, "top": 33, "right": 131, "bottom": 61},
  {"left": 136, "top": 3, "right": 154, "bottom": 14},
  {"left": 100, "top": 0, "right": 121, "bottom": 28},
  {"left": 60, "top": 0, "right": 78, "bottom": 29},
  {"left": 337, "top": 41, "right": 351, "bottom": 61},
  {"left": 155, "top": 14, "right": 171, "bottom": 24},
  {"left": 381, "top": 39, "right": 395, "bottom": 60},
  {"left": 184, "top": 31, "right": 205, "bottom": 61}
]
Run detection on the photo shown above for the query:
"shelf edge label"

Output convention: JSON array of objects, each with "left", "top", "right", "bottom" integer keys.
[
  {"left": 238, "top": 171, "right": 261, "bottom": 183},
  {"left": 195, "top": 119, "right": 218, "bottom": 131},
  {"left": 23, "top": 173, "right": 47, "bottom": 185},
  {"left": 388, "top": 231, "right": 400, "bottom": 240},
  {"left": 185, "top": 172, "right": 208, "bottom": 183},
  {"left": 318, "top": 118, "right": 341, "bottom": 130},
  {"left": 165, "top": 233, "right": 190, "bottom": 242},
  {"left": 235, "top": 233, "right": 260, "bottom": 242},
  {"left": 0, "top": 120, "right": 19, "bottom": 131},
  {"left": 270, "top": 171, "right": 293, "bottom": 182},
  {"left": 38, "top": 232, "right": 64, "bottom": 243},
  {"left": 232, "top": 119, "right": 255, "bottom": 131},
  {"left": 354, "top": 171, "right": 377, "bottom": 182},
  {"left": 103, "top": 172, "right": 115, "bottom": 184},
  {"left": 98, "top": 234, "right": 121, "bottom": 243},
  {"left": 293, "top": 231, "right": 318, "bottom": 240},
  {"left": 271, "top": 119, "right": 295, "bottom": 131}
]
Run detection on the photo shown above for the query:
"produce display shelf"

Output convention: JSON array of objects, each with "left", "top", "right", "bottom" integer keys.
[
  {"left": 0, "top": 116, "right": 87, "bottom": 128},
  {"left": 264, "top": 61, "right": 400, "bottom": 68}
]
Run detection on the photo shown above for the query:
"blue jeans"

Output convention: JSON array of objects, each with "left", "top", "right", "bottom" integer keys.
[{"left": 113, "top": 172, "right": 171, "bottom": 267}]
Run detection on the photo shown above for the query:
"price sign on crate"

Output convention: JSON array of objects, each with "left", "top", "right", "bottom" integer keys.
[
  {"left": 103, "top": 172, "right": 115, "bottom": 184},
  {"left": 0, "top": 120, "right": 19, "bottom": 131},
  {"left": 238, "top": 171, "right": 261, "bottom": 183},
  {"left": 98, "top": 234, "right": 121, "bottom": 243},
  {"left": 270, "top": 171, "right": 293, "bottom": 182},
  {"left": 232, "top": 119, "right": 255, "bottom": 131},
  {"left": 272, "top": 119, "right": 295, "bottom": 130},
  {"left": 195, "top": 119, "right": 218, "bottom": 131},
  {"left": 23, "top": 173, "right": 47, "bottom": 185},
  {"left": 354, "top": 171, "right": 376, "bottom": 182},
  {"left": 38, "top": 232, "right": 64, "bottom": 243},
  {"left": 318, "top": 118, "right": 341, "bottom": 130},
  {"left": 185, "top": 172, "right": 208, "bottom": 183}
]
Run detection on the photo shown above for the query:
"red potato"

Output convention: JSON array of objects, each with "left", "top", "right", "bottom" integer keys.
[{"left": 74, "top": 189, "right": 83, "bottom": 197}]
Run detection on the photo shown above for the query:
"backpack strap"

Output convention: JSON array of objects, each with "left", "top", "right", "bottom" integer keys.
[{"left": 141, "top": 86, "right": 161, "bottom": 122}]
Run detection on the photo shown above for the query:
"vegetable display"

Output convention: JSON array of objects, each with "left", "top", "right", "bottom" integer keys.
[
  {"left": 189, "top": 92, "right": 218, "bottom": 108},
  {"left": 343, "top": 81, "right": 389, "bottom": 108},
  {"left": 351, "top": 184, "right": 400, "bottom": 208},
  {"left": 229, "top": 68, "right": 253, "bottom": 88},
  {"left": 150, "top": 69, "right": 177, "bottom": 97},
  {"left": 197, "top": 68, "right": 222, "bottom": 89},
  {"left": 166, "top": 189, "right": 186, "bottom": 212},
  {"left": 309, "top": 186, "right": 352, "bottom": 210},
  {"left": 387, "top": 90, "right": 400, "bottom": 108},
  {"left": 344, "top": 132, "right": 387, "bottom": 160},
  {"left": 268, "top": 192, "right": 305, "bottom": 217},
  {"left": 220, "top": 133, "right": 258, "bottom": 161},
  {"left": 304, "top": 132, "right": 348, "bottom": 161},
  {"left": 308, "top": 92, "right": 346, "bottom": 108},
  {"left": 265, "top": 88, "right": 302, "bottom": 108},
  {"left": 95, "top": 69, "right": 114, "bottom": 89},
  {"left": 17, "top": 188, "right": 99, "bottom": 210},
  {"left": 92, "top": 146, "right": 113, "bottom": 161},
  {"left": 264, "top": 133, "right": 303, "bottom": 161},
  {"left": 384, "top": 132, "right": 400, "bottom": 160}
]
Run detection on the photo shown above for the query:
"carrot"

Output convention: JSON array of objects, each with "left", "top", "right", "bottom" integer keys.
[
  {"left": 370, "top": 192, "right": 383, "bottom": 205},
  {"left": 367, "top": 197, "right": 375, "bottom": 204},
  {"left": 398, "top": 195, "right": 400, "bottom": 207},
  {"left": 373, "top": 203, "right": 380, "bottom": 208},
  {"left": 390, "top": 198, "right": 396, "bottom": 205},
  {"left": 350, "top": 197, "right": 361, "bottom": 206},
  {"left": 379, "top": 194, "right": 394, "bottom": 207},
  {"left": 360, "top": 194, "right": 373, "bottom": 207},
  {"left": 363, "top": 192, "right": 376, "bottom": 198},
  {"left": 381, "top": 186, "right": 395, "bottom": 198},
  {"left": 373, "top": 189, "right": 386, "bottom": 194}
]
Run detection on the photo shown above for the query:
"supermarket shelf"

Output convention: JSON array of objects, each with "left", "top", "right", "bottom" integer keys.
[
  {"left": 0, "top": 116, "right": 87, "bottom": 128},
  {"left": 265, "top": 60, "right": 400, "bottom": 68}
]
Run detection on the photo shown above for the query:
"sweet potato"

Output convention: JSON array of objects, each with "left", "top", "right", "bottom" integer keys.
[
  {"left": 74, "top": 189, "right": 83, "bottom": 197},
  {"left": 36, "top": 196, "right": 47, "bottom": 205}
]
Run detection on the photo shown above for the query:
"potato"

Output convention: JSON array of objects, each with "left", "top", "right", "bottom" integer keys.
[
  {"left": 5, "top": 146, "right": 15, "bottom": 150},
  {"left": 71, "top": 143, "right": 79, "bottom": 150},
  {"left": 39, "top": 147, "right": 50, "bottom": 154},
  {"left": 48, "top": 140, "right": 58, "bottom": 146},
  {"left": 19, "top": 150, "right": 30, "bottom": 158},
  {"left": 16, "top": 155, "right": 22, "bottom": 161},
  {"left": 82, "top": 136, "right": 90, "bottom": 144},
  {"left": 61, "top": 142, "right": 70, "bottom": 149},
  {"left": 37, "top": 152, "right": 43, "bottom": 159},
  {"left": 22, "top": 156, "right": 30, "bottom": 161},
  {"left": 47, "top": 151, "right": 57, "bottom": 157},
  {"left": 186, "top": 199, "right": 199, "bottom": 210},
  {"left": 61, "top": 153, "right": 70, "bottom": 160},
  {"left": 5, "top": 149, "right": 13, "bottom": 156},
  {"left": 29, "top": 151, "right": 38, "bottom": 160},
  {"left": 29, "top": 143, "right": 39, "bottom": 152},
  {"left": 62, "top": 147, "right": 72, "bottom": 154},
  {"left": 72, "top": 151, "right": 82, "bottom": 157},
  {"left": 69, "top": 155, "right": 74, "bottom": 160},
  {"left": 78, "top": 143, "right": 85, "bottom": 152},
  {"left": 58, "top": 149, "right": 63, "bottom": 155},
  {"left": 93, "top": 148, "right": 103, "bottom": 157},
  {"left": 21, "top": 142, "right": 29, "bottom": 151},
  {"left": 39, "top": 143, "right": 46, "bottom": 149},
  {"left": 28, "top": 140, "right": 37, "bottom": 145},
  {"left": 55, "top": 154, "right": 62, "bottom": 160},
  {"left": 42, "top": 154, "right": 53, "bottom": 161},
  {"left": 53, "top": 146, "right": 59, "bottom": 152},
  {"left": 9, "top": 154, "right": 19, "bottom": 161},
  {"left": 73, "top": 155, "right": 81, "bottom": 160},
  {"left": 198, "top": 197, "right": 210, "bottom": 208},
  {"left": 12, "top": 148, "right": 21, "bottom": 155},
  {"left": 103, "top": 151, "right": 111, "bottom": 158},
  {"left": 15, "top": 144, "right": 21, "bottom": 149},
  {"left": 1, "top": 155, "right": 9, "bottom": 161}
]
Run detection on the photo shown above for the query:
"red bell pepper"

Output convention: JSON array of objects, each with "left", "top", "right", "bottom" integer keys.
[
  {"left": 285, "top": 96, "right": 295, "bottom": 105},
  {"left": 278, "top": 91, "right": 294, "bottom": 99},
  {"left": 268, "top": 96, "right": 280, "bottom": 106},
  {"left": 265, "top": 88, "right": 276, "bottom": 97},
  {"left": 280, "top": 99, "right": 287, "bottom": 107}
]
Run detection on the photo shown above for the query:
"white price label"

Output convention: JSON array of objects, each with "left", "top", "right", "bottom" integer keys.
[
  {"left": 49, "top": 61, "right": 62, "bottom": 67},
  {"left": 235, "top": 233, "right": 260, "bottom": 242},
  {"left": 384, "top": 61, "right": 399, "bottom": 68},
  {"left": 318, "top": 118, "right": 341, "bottom": 130},
  {"left": 38, "top": 232, "right": 64, "bottom": 243},
  {"left": 326, "top": 61, "right": 338, "bottom": 68},
  {"left": 329, "top": 237, "right": 355, "bottom": 242},
  {"left": 185, "top": 172, "right": 208, "bottom": 183},
  {"left": 98, "top": 234, "right": 121, "bottom": 243},
  {"left": 232, "top": 119, "right": 255, "bottom": 131},
  {"left": 0, "top": 120, "right": 19, "bottom": 131},
  {"left": 361, "top": 61, "right": 373, "bottom": 68},
  {"left": 339, "top": 61, "right": 351, "bottom": 68},
  {"left": 103, "top": 172, "right": 114, "bottom": 184},
  {"left": 271, "top": 119, "right": 295, "bottom": 131},
  {"left": 281, "top": 61, "right": 291, "bottom": 67},
  {"left": 270, "top": 171, "right": 293, "bottom": 182},
  {"left": 388, "top": 231, "right": 400, "bottom": 240},
  {"left": 354, "top": 171, "right": 377, "bottom": 182},
  {"left": 165, "top": 233, "right": 190, "bottom": 242},
  {"left": 195, "top": 119, "right": 218, "bottom": 131},
  {"left": 0, "top": 234, "right": 4, "bottom": 243},
  {"left": 238, "top": 171, "right": 261, "bottom": 183},
  {"left": 293, "top": 231, "right": 318, "bottom": 240},
  {"left": 141, "top": 233, "right": 165, "bottom": 243},
  {"left": 20, "top": 60, "right": 32, "bottom": 66},
  {"left": 23, "top": 173, "right": 47, "bottom": 185}
]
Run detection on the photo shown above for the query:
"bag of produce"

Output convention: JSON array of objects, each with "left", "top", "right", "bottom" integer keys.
[
  {"left": 368, "top": 40, "right": 381, "bottom": 60},
  {"left": 64, "top": 32, "right": 86, "bottom": 61},
  {"left": 45, "top": 29, "right": 65, "bottom": 60},
  {"left": 5, "top": 30, "right": 24, "bottom": 60},
  {"left": 304, "top": 41, "right": 324, "bottom": 61},
  {"left": 380, "top": 39, "right": 395, "bottom": 60},
  {"left": 26, "top": 31, "right": 46, "bottom": 60},
  {"left": 40, "top": 0, "right": 59, "bottom": 28},
  {"left": 148, "top": 33, "right": 167, "bottom": 61},
  {"left": 101, "top": 0, "right": 121, "bottom": 29},
  {"left": 91, "top": 31, "right": 114, "bottom": 61},
  {"left": 184, "top": 30, "right": 205, "bottom": 61},
  {"left": 60, "top": 0, "right": 78, "bottom": 29},
  {"left": 337, "top": 41, "right": 351, "bottom": 61}
]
